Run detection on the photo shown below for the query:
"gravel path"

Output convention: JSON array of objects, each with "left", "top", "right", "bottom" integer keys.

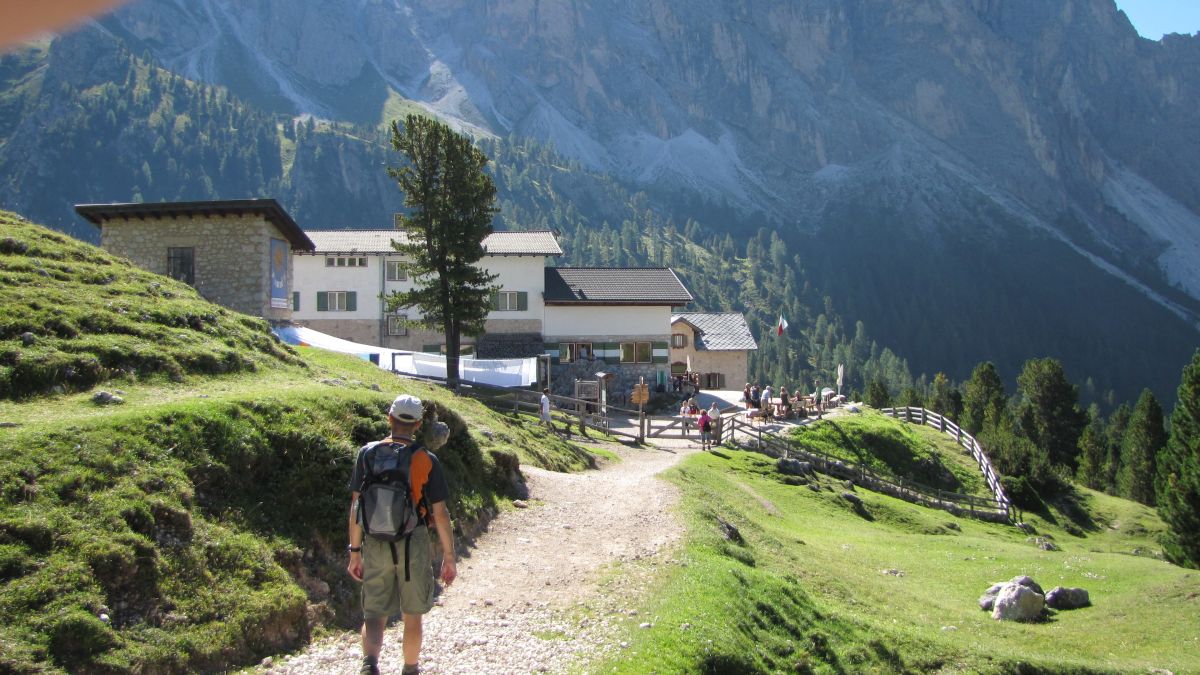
[{"left": 265, "top": 437, "right": 698, "bottom": 675}]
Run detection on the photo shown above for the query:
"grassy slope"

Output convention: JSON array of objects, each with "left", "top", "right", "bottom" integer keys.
[
  {"left": 0, "top": 215, "right": 603, "bottom": 673},
  {"left": 594, "top": 447, "right": 1199, "bottom": 674},
  {"left": 790, "top": 410, "right": 989, "bottom": 498},
  {"left": 0, "top": 212, "right": 304, "bottom": 399}
]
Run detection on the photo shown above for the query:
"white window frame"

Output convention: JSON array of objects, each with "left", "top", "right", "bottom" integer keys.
[
  {"left": 496, "top": 290, "right": 519, "bottom": 311},
  {"left": 386, "top": 260, "right": 408, "bottom": 281},
  {"left": 387, "top": 313, "right": 408, "bottom": 336},
  {"left": 561, "top": 342, "right": 593, "bottom": 364},
  {"left": 328, "top": 291, "right": 349, "bottom": 311}
]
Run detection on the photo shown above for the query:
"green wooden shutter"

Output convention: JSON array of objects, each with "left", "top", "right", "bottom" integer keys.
[
  {"left": 316, "top": 291, "right": 328, "bottom": 312},
  {"left": 292, "top": 291, "right": 299, "bottom": 311},
  {"left": 545, "top": 342, "right": 560, "bottom": 365},
  {"left": 603, "top": 342, "right": 619, "bottom": 364},
  {"left": 346, "top": 292, "right": 357, "bottom": 312},
  {"left": 517, "top": 291, "right": 528, "bottom": 311},
  {"left": 652, "top": 341, "right": 669, "bottom": 364},
  {"left": 490, "top": 291, "right": 500, "bottom": 310}
]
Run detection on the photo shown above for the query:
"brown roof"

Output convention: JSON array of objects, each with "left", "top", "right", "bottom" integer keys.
[
  {"left": 75, "top": 199, "right": 315, "bottom": 251},
  {"left": 544, "top": 267, "right": 693, "bottom": 305}
]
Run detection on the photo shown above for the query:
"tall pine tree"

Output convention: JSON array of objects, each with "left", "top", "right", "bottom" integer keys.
[
  {"left": 385, "top": 114, "right": 499, "bottom": 388},
  {"left": 1016, "top": 358, "right": 1087, "bottom": 470},
  {"left": 1103, "top": 403, "right": 1132, "bottom": 493},
  {"left": 1118, "top": 389, "right": 1167, "bottom": 505},
  {"left": 962, "top": 362, "right": 1008, "bottom": 435},
  {"left": 1076, "top": 404, "right": 1108, "bottom": 490},
  {"left": 1157, "top": 351, "right": 1200, "bottom": 567}
]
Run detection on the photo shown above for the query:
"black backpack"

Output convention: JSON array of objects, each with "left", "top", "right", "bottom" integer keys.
[{"left": 356, "top": 440, "right": 428, "bottom": 543}]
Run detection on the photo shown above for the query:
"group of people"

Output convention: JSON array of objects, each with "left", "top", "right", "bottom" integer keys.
[
  {"left": 741, "top": 382, "right": 819, "bottom": 423},
  {"left": 671, "top": 372, "right": 700, "bottom": 394},
  {"left": 679, "top": 397, "right": 722, "bottom": 450}
]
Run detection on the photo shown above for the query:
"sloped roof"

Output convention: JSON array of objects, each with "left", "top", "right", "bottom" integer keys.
[
  {"left": 672, "top": 312, "right": 758, "bottom": 351},
  {"left": 545, "top": 267, "right": 693, "bottom": 305},
  {"left": 301, "top": 229, "right": 562, "bottom": 256},
  {"left": 75, "top": 199, "right": 315, "bottom": 251}
]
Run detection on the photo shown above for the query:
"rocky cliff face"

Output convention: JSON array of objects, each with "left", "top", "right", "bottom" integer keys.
[{"left": 98, "top": 0, "right": 1200, "bottom": 313}]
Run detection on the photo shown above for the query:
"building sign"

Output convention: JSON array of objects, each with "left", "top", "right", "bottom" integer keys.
[{"left": 270, "top": 238, "right": 289, "bottom": 309}]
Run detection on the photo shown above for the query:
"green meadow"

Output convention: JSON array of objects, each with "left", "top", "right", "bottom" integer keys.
[{"left": 593, "top": 444, "right": 1198, "bottom": 674}]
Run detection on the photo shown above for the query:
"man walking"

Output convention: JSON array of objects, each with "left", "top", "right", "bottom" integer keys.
[{"left": 348, "top": 394, "right": 457, "bottom": 675}]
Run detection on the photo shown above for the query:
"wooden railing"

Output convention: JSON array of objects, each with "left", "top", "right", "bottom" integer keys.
[
  {"left": 717, "top": 413, "right": 1010, "bottom": 522},
  {"left": 880, "top": 407, "right": 1011, "bottom": 520},
  {"left": 453, "top": 380, "right": 645, "bottom": 440}
]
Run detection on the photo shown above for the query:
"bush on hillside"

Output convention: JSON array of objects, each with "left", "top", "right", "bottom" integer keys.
[
  {"left": 0, "top": 213, "right": 304, "bottom": 399},
  {"left": 0, "top": 391, "right": 513, "bottom": 674}
]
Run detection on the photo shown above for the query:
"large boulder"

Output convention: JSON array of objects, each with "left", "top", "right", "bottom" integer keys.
[
  {"left": 978, "top": 582, "right": 1006, "bottom": 611},
  {"left": 992, "top": 584, "right": 1045, "bottom": 621},
  {"left": 777, "top": 458, "right": 812, "bottom": 476},
  {"left": 1045, "top": 586, "right": 1090, "bottom": 610},
  {"left": 1009, "top": 575, "right": 1044, "bottom": 596}
]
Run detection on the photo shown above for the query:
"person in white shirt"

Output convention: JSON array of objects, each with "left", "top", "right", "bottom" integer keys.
[{"left": 540, "top": 388, "right": 553, "bottom": 430}]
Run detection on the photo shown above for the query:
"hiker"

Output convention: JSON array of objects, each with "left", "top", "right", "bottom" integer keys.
[
  {"left": 698, "top": 408, "right": 713, "bottom": 450},
  {"left": 540, "top": 387, "right": 553, "bottom": 431},
  {"left": 347, "top": 394, "right": 457, "bottom": 675},
  {"left": 750, "top": 384, "right": 761, "bottom": 410},
  {"left": 742, "top": 383, "right": 752, "bottom": 410}
]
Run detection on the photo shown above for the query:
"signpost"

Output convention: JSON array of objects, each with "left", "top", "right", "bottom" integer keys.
[{"left": 631, "top": 378, "right": 650, "bottom": 442}]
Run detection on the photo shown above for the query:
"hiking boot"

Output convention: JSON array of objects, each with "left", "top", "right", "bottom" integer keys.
[
  {"left": 360, "top": 655, "right": 380, "bottom": 675},
  {"left": 402, "top": 664, "right": 420, "bottom": 675}
]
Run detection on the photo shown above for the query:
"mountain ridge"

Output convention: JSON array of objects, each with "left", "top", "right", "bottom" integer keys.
[{"left": 2, "top": 0, "right": 1199, "bottom": 402}]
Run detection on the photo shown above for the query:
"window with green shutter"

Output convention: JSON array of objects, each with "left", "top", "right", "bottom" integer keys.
[
  {"left": 292, "top": 292, "right": 299, "bottom": 311},
  {"left": 317, "top": 291, "right": 355, "bottom": 311},
  {"left": 652, "top": 341, "right": 669, "bottom": 364}
]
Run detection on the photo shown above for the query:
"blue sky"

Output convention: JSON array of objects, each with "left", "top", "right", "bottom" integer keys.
[{"left": 1113, "top": 1, "right": 1200, "bottom": 39}]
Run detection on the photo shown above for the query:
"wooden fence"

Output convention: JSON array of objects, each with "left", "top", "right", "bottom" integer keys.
[
  {"left": 718, "top": 413, "right": 1011, "bottom": 522},
  {"left": 394, "top": 372, "right": 1009, "bottom": 522},
  {"left": 879, "top": 407, "right": 1011, "bottom": 520},
  {"left": 454, "top": 380, "right": 645, "bottom": 440}
]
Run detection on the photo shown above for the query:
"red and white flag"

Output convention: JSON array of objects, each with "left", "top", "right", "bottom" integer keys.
[{"left": 776, "top": 314, "right": 788, "bottom": 336}]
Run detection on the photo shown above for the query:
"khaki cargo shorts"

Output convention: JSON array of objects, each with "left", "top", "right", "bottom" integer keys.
[{"left": 360, "top": 525, "right": 435, "bottom": 619}]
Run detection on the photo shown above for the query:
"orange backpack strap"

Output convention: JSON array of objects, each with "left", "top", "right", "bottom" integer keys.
[{"left": 409, "top": 447, "right": 434, "bottom": 519}]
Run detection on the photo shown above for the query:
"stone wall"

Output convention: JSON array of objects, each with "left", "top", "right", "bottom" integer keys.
[
  {"left": 100, "top": 214, "right": 293, "bottom": 321},
  {"left": 690, "top": 350, "right": 749, "bottom": 390}
]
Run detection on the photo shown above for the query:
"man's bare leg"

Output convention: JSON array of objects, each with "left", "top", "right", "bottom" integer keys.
[{"left": 402, "top": 613, "right": 423, "bottom": 671}]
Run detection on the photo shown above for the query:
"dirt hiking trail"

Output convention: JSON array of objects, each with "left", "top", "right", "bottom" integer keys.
[{"left": 268, "top": 436, "right": 698, "bottom": 674}]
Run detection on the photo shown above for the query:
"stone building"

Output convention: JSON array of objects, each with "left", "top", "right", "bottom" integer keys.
[
  {"left": 76, "top": 199, "right": 314, "bottom": 321},
  {"left": 670, "top": 312, "right": 757, "bottom": 390}
]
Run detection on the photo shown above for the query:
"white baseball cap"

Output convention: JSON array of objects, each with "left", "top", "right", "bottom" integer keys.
[{"left": 389, "top": 394, "right": 424, "bottom": 422}]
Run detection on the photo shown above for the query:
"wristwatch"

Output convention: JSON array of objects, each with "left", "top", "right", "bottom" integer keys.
[{"left": 348, "top": 545, "right": 362, "bottom": 553}]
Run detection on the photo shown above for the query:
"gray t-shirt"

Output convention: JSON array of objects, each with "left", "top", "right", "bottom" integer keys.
[{"left": 348, "top": 440, "right": 449, "bottom": 507}]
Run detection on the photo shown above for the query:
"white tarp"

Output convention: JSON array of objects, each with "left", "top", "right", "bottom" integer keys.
[{"left": 273, "top": 326, "right": 537, "bottom": 387}]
